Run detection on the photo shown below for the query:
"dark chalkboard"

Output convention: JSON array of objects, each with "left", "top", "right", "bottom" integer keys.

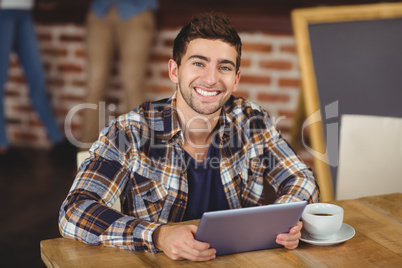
[{"left": 292, "top": 3, "right": 402, "bottom": 201}]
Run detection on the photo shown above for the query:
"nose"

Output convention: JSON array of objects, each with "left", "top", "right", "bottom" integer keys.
[{"left": 202, "top": 66, "right": 218, "bottom": 86}]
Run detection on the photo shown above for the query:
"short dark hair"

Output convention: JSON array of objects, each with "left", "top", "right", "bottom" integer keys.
[{"left": 173, "top": 12, "right": 242, "bottom": 72}]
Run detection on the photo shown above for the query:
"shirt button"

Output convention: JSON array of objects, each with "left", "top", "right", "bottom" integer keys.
[
  {"left": 146, "top": 191, "right": 152, "bottom": 197},
  {"left": 180, "top": 200, "right": 185, "bottom": 206}
]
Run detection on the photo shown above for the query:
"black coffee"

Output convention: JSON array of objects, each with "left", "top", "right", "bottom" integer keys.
[{"left": 313, "top": 213, "right": 333, "bottom": 216}]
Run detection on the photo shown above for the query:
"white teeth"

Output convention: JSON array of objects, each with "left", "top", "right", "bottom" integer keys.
[{"left": 195, "top": 88, "right": 219, "bottom": 97}]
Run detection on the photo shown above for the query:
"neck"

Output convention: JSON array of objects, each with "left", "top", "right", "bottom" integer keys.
[{"left": 178, "top": 109, "right": 220, "bottom": 148}]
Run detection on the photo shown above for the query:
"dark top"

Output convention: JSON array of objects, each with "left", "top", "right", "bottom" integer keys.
[{"left": 182, "top": 144, "right": 229, "bottom": 221}]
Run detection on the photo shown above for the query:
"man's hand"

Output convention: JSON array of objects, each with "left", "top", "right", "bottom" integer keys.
[
  {"left": 276, "top": 221, "right": 303, "bottom": 249},
  {"left": 153, "top": 224, "right": 216, "bottom": 261}
]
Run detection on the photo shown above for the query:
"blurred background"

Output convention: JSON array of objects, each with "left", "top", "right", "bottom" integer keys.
[{"left": 1, "top": 0, "right": 400, "bottom": 267}]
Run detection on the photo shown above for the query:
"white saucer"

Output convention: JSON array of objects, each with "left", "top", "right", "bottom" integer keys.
[{"left": 300, "top": 223, "right": 355, "bottom": 246}]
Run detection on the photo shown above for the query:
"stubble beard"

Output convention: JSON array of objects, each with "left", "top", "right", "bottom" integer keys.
[{"left": 178, "top": 82, "right": 228, "bottom": 116}]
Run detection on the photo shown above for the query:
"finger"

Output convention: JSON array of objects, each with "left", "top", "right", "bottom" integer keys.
[
  {"left": 276, "top": 234, "right": 300, "bottom": 247},
  {"left": 294, "top": 221, "right": 303, "bottom": 232},
  {"left": 278, "top": 238, "right": 299, "bottom": 250},
  {"left": 277, "top": 230, "right": 301, "bottom": 242},
  {"left": 278, "top": 231, "right": 302, "bottom": 243},
  {"left": 185, "top": 225, "right": 212, "bottom": 251},
  {"left": 289, "top": 221, "right": 303, "bottom": 234},
  {"left": 170, "top": 239, "right": 216, "bottom": 261},
  {"left": 181, "top": 225, "right": 217, "bottom": 258},
  {"left": 179, "top": 248, "right": 217, "bottom": 262},
  {"left": 187, "top": 238, "right": 212, "bottom": 251},
  {"left": 276, "top": 230, "right": 301, "bottom": 249},
  {"left": 277, "top": 238, "right": 300, "bottom": 250},
  {"left": 188, "top": 224, "right": 198, "bottom": 234}
]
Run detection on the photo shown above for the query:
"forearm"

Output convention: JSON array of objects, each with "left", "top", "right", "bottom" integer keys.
[
  {"left": 262, "top": 123, "right": 319, "bottom": 203},
  {"left": 274, "top": 168, "right": 319, "bottom": 204},
  {"left": 58, "top": 115, "right": 164, "bottom": 250},
  {"left": 58, "top": 150, "right": 163, "bottom": 252},
  {"left": 58, "top": 189, "right": 163, "bottom": 252}
]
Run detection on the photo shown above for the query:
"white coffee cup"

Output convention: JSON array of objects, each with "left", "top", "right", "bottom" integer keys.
[{"left": 301, "top": 203, "right": 344, "bottom": 240}]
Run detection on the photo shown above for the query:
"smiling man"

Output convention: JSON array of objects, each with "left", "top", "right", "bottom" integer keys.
[
  {"left": 174, "top": 39, "right": 240, "bottom": 116},
  {"left": 59, "top": 12, "right": 319, "bottom": 262}
]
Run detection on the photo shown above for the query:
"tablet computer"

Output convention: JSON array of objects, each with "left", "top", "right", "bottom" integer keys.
[{"left": 194, "top": 201, "right": 307, "bottom": 255}]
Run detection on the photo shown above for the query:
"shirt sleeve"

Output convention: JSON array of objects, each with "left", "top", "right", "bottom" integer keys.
[
  {"left": 58, "top": 120, "right": 162, "bottom": 252},
  {"left": 261, "top": 111, "right": 320, "bottom": 204}
]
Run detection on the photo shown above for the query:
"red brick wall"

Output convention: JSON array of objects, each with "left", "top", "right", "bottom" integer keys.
[{"left": 3, "top": 23, "right": 311, "bottom": 165}]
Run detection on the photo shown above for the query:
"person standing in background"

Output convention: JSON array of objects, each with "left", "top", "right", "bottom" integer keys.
[
  {"left": 0, "top": 0, "right": 63, "bottom": 164},
  {"left": 79, "top": 0, "right": 158, "bottom": 150}
]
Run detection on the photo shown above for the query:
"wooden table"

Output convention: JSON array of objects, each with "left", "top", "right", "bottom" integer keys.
[{"left": 41, "top": 193, "right": 402, "bottom": 267}]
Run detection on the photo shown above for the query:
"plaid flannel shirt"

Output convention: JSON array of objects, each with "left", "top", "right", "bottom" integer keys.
[{"left": 59, "top": 93, "right": 319, "bottom": 252}]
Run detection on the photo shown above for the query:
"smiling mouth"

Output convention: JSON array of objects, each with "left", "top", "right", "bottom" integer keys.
[{"left": 194, "top": 87, "right": 220, "bottom": 97}]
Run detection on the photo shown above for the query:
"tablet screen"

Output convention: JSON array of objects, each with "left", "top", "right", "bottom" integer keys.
[{"left": 195, "top": 201, "right": 307, "bottom": 255}]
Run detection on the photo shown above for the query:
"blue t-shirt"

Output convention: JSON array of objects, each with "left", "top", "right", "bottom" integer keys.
[
  {"left": 90, "top": 0, "right": 158, "bottom": 20},
  {"left": 182, "top": 144, "right": 229, "bottom": 221}
]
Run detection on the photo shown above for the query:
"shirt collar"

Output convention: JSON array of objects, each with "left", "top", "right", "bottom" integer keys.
[{"left": 159, "top": 92, "right": 182, "bottom": 143}]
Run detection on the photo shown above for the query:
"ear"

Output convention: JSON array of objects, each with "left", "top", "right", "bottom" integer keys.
[
  {"left": 168, "top": 59, "right": 179, "bottom": 84},
  {"left": 232, "top": 69, "right": 241, "bottom": 93}
]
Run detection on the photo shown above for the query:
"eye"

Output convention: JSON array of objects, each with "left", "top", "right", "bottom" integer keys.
[
  {"left": 220, "top": 66, "right": 232, "bottom": 71},
  {"left": 194, "top": 62, "right": 203, "bottom": 67}
]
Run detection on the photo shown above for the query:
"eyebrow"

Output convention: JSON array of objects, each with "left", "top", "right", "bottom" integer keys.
[{"left": 189, "top": 55, "right": 236, "bottom": 68}]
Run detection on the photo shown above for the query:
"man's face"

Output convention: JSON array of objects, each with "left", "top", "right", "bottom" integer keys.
[{"left": 169, "top": 39, "right": 241, "bottom": 116}]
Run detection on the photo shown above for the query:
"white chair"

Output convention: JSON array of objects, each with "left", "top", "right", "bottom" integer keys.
[
  {"left": 76, "top": 151, "right": 91, "bottom": 170},
  {"left": 76, "top": 151, "right": 121, "bottom": 211},
  {"left": 336, "top": 114, "right": 402, "bottom": 200}
]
